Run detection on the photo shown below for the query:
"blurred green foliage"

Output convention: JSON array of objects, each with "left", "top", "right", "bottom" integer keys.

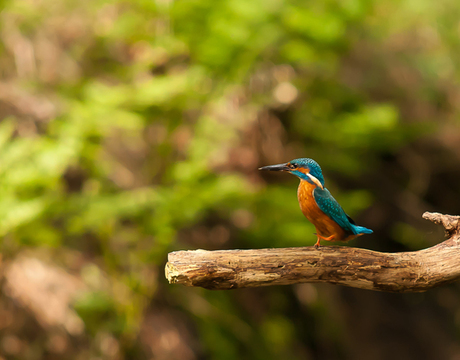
[{"left": 1, "top": 0, "right": 460, "bottom": 358}]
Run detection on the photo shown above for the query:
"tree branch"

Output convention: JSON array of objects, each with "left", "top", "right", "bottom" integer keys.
[{"left": 165, "top": 212, "right": 460, "bottom": 292}]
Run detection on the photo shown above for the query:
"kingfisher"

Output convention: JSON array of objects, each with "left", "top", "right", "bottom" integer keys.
[{"left": 259, "top": 158, "right": 373, "bottom": 247}]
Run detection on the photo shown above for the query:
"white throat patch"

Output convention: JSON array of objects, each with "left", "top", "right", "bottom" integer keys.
[{"left": 306, "top": 173, "right": 324, "bottom": 189}]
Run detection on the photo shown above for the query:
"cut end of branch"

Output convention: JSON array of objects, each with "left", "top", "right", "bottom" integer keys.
[
  {"left": 165, "top": 262, "right": 180, "bottom": 284},
  {"left": 423, "top": 212, "right": 460, "bottom": 237}
]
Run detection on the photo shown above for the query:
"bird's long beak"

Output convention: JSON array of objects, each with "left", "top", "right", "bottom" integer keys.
[{"left": 258, "top": 163, "right": 289, "bottom": 171}]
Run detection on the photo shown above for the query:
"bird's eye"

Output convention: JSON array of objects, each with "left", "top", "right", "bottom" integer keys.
[{"left": 288, "top": 163, "right": 297, "bottom": 169}]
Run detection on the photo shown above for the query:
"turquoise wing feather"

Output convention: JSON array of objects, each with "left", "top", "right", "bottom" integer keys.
[{"left": 313, "top": 187, "right": 356, "bottom": 234}]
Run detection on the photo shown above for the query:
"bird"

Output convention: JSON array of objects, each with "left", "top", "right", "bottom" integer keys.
[{"left": 259, "top": 158, "right": 373, "bottom": 248}]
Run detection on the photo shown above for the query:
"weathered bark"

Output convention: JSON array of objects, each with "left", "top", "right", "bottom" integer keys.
[{"left": 165, "top": 212, "right": 460, "bottom": 292}]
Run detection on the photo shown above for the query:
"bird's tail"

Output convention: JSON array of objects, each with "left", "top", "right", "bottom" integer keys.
[{"left": 352, "top": 225, "right": 373, "bottom": 235}]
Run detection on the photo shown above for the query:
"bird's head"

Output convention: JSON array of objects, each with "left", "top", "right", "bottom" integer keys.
[{"left": 259, "top": 158, "right": 325, "bottom": 189}]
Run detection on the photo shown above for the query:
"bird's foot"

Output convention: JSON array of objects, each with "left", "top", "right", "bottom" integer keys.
[{"left": 313, "top": 233, "right": 336, "bottom": 249}]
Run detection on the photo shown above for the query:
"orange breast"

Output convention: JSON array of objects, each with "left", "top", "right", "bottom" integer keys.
[{"left": 297, "top": 180, "right": 351, "bottom": 242}]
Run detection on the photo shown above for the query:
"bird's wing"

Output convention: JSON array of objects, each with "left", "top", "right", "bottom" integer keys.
[{"left": 313, "top": 187, "right": 355, "bottom": 233}]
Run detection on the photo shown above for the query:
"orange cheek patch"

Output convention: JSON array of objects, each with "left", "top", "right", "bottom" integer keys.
[{"left": 296, "top": 167, "right": 310, "bottom": 174}]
